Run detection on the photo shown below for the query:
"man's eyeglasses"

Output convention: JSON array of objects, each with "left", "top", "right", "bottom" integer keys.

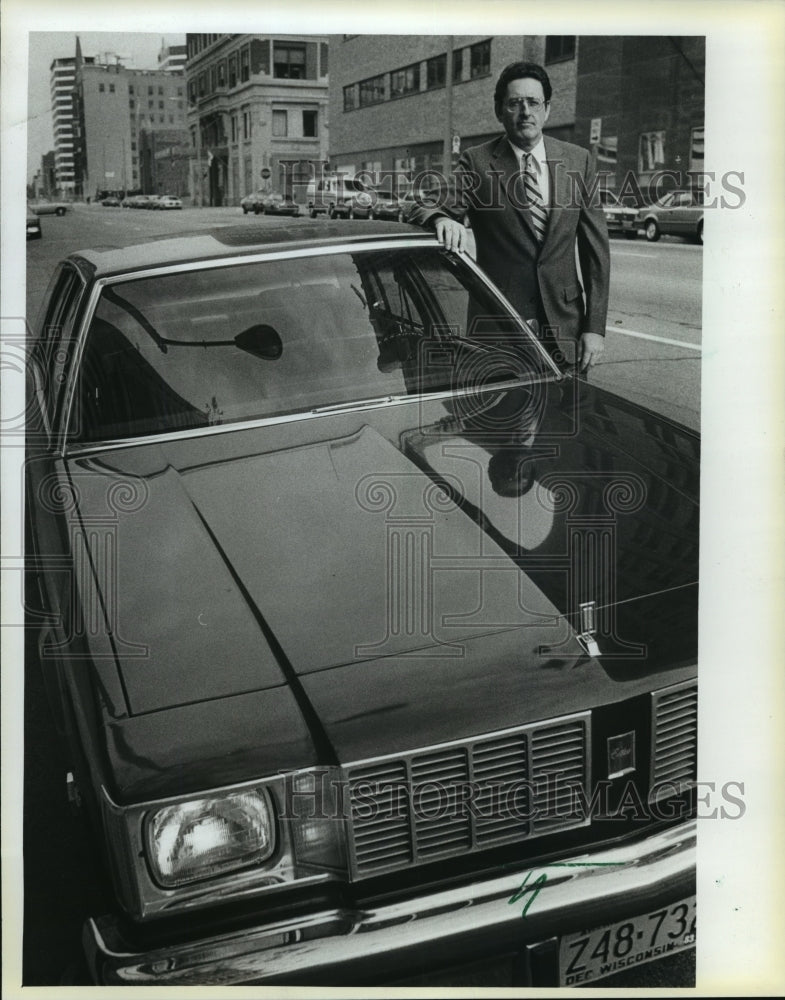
[{"left": 504, "top": 97, "right": 546, "bottom": 112}]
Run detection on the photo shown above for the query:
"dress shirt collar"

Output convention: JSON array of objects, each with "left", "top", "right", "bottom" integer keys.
[{"left": 508, "top": 137, "right": 547, "bottom": 174}]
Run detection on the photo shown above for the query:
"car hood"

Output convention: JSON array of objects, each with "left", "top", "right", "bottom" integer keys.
[{"left": 67, "top": 378, "right": 699, "bottom": 799}]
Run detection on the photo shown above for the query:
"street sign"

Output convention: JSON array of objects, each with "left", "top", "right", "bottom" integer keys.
[
  {"left": 261, "top": 167, "right": 272, "bottom": 179},
  {"left": 590, "top": 118, "right": 602, "bottom": 144},
  {"left": 452, "top": 133, "right": 461, "bottom": 155}
]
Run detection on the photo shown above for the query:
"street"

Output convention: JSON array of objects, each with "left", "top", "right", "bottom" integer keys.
[{"left": 22, "top": 204, "right": 700, "bottom": 987}]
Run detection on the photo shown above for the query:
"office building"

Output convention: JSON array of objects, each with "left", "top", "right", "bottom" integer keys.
[
  {"left": 49, "top": 56, "right": 78, "bottom": 194},
  {"left": 185, "top": 33, "right": 329, "bottom": 206}
]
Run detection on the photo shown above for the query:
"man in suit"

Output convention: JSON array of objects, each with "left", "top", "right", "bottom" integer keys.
[{"left": 409, "top": 61, "right": 610, "bottom": 372}]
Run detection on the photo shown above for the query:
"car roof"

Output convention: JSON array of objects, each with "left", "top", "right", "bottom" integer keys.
[{"left": 70, "top": 221, "right": 432, "bottom": 279}]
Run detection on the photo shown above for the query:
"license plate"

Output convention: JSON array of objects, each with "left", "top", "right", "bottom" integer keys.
[{"left": 559, "top": 896, "right": 695, "bottom": 986}]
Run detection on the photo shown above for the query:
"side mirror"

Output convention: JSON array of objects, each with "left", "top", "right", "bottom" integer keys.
[{"left": 234, "top": 324, "right": 283, "bottom": 360}]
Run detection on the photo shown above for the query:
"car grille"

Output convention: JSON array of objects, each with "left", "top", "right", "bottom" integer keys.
[
  {"left": 345, "top": 713, "right": 590, "bottom": 877},
  {"left": 651, "top": 681, "right": 698, "bottom": 796}
]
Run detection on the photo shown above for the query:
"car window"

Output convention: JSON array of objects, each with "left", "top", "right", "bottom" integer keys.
[{"left": 70, "top": 248, "right": 547, "bottom": 443}]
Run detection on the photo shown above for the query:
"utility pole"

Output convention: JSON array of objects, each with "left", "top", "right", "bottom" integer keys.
[{"left": 444, "top": 36, "right": 454, "bottom": 179}]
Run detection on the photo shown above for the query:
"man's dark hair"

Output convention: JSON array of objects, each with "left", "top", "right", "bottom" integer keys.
[{"left": 494, "top": 61, "right": 552, "bottom": 115}]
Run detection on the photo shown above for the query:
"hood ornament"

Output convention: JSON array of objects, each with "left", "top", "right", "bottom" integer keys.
[{"left": 578, "top": 600, "right": 601, "bottom": 657}]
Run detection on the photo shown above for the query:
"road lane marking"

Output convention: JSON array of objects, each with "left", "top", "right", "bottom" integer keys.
[
  {"left": 606, "top": 326, "right": 702, "bottom": 351},
  {"left": 610, "top": 250, "right": 657, "bottom": 258}
]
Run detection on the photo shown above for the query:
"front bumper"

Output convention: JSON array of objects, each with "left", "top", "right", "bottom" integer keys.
[{"left": 84, "top": 819, "right": 695, "bottom": 986}]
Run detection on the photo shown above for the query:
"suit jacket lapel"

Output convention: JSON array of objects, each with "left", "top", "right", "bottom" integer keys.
[
  {"left": 489, "top": 136, "right": 540, "bottom": 246},
  {"left": 542, "top": 136, "right": 569, "bottom": 255}
]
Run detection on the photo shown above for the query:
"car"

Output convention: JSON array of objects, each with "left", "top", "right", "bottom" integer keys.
[
  {"left": 598, "top": 190, "right": 638, "bottom": 239},
  {"left": 241, "top": 190, "right": 265, "bottom": 214},
  {"left": 367, "top": 189, "right": 405, "bottom": 221},
  {"left": 306, "top": 174, "right": 373, "bottom": 218},
  {"left": 257, "top": 192, "right": 300, "bottom": 216},
  {"left": 26, "top": 221, "right": 698, "bottom": 988},
  {"left": 101, "top": 196, "right": 121, "bottom": 208},
  {"left": 28, "top": 197, "right": 69, "bottom": 216},
  {"left": 158, "top": 195, "right": 183, "bottom": 210},
  {"left": 636, "top": 189, "right": 704, "bottom": 244},
  {"left": 26, "top": 209, "right": 42, "bottom": 239}
]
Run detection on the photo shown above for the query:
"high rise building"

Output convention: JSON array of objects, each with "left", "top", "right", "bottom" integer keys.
[
  {"left": 185, "top": 34, "right": 329, "bottom": 207},
  {"left": 49, "top": 56, "right": 78, "bottom": 194},
  {"left": 158, "top": 41, "right": 188, "bottom": 74}
]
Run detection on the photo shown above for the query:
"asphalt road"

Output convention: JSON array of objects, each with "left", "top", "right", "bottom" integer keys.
[{"left": 20, "top": 204, "right": 699, "bottom": 987}]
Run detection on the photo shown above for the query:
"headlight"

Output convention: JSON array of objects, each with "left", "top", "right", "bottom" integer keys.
[{"left": 145, "top": 789, "right": 275, "bottom": 887}]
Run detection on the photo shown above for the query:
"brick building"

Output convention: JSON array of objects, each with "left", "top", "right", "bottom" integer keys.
[
  {"left": 328, "top": 35, "right": 577, "bottom": 187},
  {"left": 574, "top": 36, "right": 705, "bottom": 201},
  {"left": 185, "top": 33, "right": 330, "bottom": 207},
  {"left": 328, "top": 35, "right": 704, "bottom": 201}
]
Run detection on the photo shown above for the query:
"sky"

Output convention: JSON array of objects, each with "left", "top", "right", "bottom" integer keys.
[{"left": 27, "top": 32, "right": 186, "bottom": 182}]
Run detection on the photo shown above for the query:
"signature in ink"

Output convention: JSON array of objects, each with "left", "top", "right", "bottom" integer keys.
[{"left": 508, "top": 861, "right": 626, "bottom": 918}]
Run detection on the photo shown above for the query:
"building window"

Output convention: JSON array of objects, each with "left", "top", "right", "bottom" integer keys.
[
  {"left": 470, "top": 40, "right": 491, "bottom": 79},
  {"left": 390, "top": 62, "right": 420, "bottom": 98},
  {"left": 129, "top": 85, "right": 134, "bottom": 95},
  {"left": 343, "top": 84, "right": 357, "bottom": 111},
  {"left": 320, "top": 41, "right": 328, "bottom": 76},
  {"left": 109, "top": 83, "right": 115, "bottom": 93},
  {"left": 217, "top": 62, "right": 226, "bottom": 88},
  {"left": 129, "top": 99, "right": 135, "bottom": 109},
  {"left": 452, "top": 47, "right": 464, "bottom": 83},
  {"left": 229, "top": 54, "right": 237, "bottom": 88},
  {"left": 177, "top": 87, "right": 183, "bottom": 96},
  {"left": 243, "top": 109, "right": 252, "bottom": 140},
  {"left": 545, "top": 36, "right": 576, "bottom": 63},
  {"left": 159, "top": 101, "right": 164, "bottom": 109},
  {"left": 359, "top": 74, "right": 385, "bottom": 107},
  {"left": 426, "top": 54, "right": 446, "bottom": 90},
  {"left": 639, "top": 130, "right": 666, "bottom": 174},
  {"left": 689, "top": 126, "right": 705, "bottom": 172},
  {"left": 148, "top": 100, "right": 154, "bottom": 109},
  {"left": 148, "top": 86, "right": 154, "bottom": 95},
  {"left": 240, "top": 46, "right": 250, "bottom": 82},
  {"left": 158, "top": 86, "right": 164, "bottom": 95},
  {"left": 302, "top": 109, "right": 318, "bottom": 137},
  {"left": 99, "top": 83, "right": 105, "bottom": 93},
  {"left": 231, "top": 115, "right": 237, "bottom": 143},
  {"left": 273, "top": 42, "right": 306, "bottom": 79},
  {"left": 272, "top": 109, "right": 287, "bottom": 137}
]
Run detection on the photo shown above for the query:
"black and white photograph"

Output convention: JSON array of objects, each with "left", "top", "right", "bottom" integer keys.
[{"left": 2, "top": 2, "right": 783, "bottom": 996}]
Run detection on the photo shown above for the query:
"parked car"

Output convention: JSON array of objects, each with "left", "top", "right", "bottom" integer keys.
[
  {"left": 158, "top": 195, "right": 183, "bottom": 210},
  {"left": 306, "top": 174, "right": 373, "bottom": 218},
  {"left": 28, "top": 197, "right": 68, "bottom": 216},
  {"left": 26, "top": 209, "right": 42, "bottom": 239},
  {"left": 368, "top": 189, "right": 405, "bottom": 221},
  {"left": 241, "top": 190, "right": 265, "bottom": 214},
  {"left": 101, "top": 196, "right": 122, "bottom": 208},
  {"left": 27, "top": 221, "right": 698, "bottom": 987},
  {"left": 598, "top": 190, "right": 638, "bottom": 239},
  {"left": 257, "top": 192, "right": 300, "bottom": 216},
  {"left": 636, "top": 190, "right": 704, "bottom": 244}
]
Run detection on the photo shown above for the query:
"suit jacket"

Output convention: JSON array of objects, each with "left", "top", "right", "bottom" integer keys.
[{"left": 409, "top": 134, "right": 610, "bottom": 343}]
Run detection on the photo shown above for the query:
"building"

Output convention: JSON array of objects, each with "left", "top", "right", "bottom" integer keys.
[
  {"left": 49, "top": 56, "right": 78, "bottom": 195},
  {"left": 328, "top": 35, "right": 704, "bottom": 200},
  {"left": 574, "top": 36, "right": 705, "bottom": 201},
  {"left": 72, "top": 36, "right": 189, "bottom": 198},
  {"left": 329, "top": 35, "right": 576, "bottom": 188},
  {"left": 40, "top": 150, "right": 57, "bottom": 197},
  {"left": 185, "top": 33, "right": 329, "bottom": 206},
  {"left": 158, "top": 42, "right": 187, "bottom": 74}
]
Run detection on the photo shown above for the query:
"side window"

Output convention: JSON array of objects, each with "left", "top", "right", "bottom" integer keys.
[{"left": 36, "top": 265, "right": 85, "bottom": 432}]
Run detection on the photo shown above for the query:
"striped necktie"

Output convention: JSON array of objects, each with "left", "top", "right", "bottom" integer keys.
[{"left": 523, "top": 152, "right": 548, "bottom": 243}]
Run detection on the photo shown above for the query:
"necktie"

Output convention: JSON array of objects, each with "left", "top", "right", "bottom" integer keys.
[{"left": 523, "top": 153, "right": 548, "bottom": 244}]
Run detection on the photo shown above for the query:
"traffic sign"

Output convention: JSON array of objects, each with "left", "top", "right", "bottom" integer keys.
[{"left": 261, "top": 167, "right": 272, "bottom": 179}]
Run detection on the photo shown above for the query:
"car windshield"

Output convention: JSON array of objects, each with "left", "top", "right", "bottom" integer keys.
[{"left": 71, "top": 247, "right": 553, "bottom": 443}]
